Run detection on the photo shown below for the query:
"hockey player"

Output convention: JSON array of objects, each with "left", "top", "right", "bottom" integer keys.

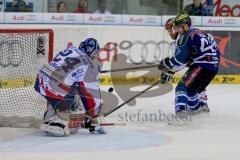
[
  {"left": 164, "top": 16, "right": 209, "bottom": 111},
  {"left": 34, "top": 38, "right": 104, "bottom": 136},
  {"left": 159, "top": 14, "right": 220, "bottom": 116}
]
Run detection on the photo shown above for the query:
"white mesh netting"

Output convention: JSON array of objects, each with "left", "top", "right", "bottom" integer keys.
[{"left": 0, "top": 30, "right": 53, "bottom": 127}]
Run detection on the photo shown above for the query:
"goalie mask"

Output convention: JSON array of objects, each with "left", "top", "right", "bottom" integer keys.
[{"left": 79, "top": 38, "right": 100, "bottom": 58}]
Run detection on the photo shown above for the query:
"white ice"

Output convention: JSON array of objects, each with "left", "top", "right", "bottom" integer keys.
[{"left": 1, "top": 84, "right": 240, "bottom": 160}]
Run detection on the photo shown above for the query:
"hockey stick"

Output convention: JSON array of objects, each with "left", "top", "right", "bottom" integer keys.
[
  {"left": 100, "top": 64, "right": 159, "bottom": 73},
  {"left": 91, "top": 122, "right": 126, "bottom": 126},
  {"left": 54, "top": 80, "right": 161, "bottom": 128},
  {"left": 103, "top": 79, "right": 161, "bottom": 117}
]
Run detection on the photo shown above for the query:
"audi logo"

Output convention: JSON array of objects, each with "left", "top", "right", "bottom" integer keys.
[
  {"left": 104, "top": 16, "right": 116, "bottom": 23},
  {"left": 145, "top": 17, "right": 158, "bottom": 24},
  {"left": 26, "top": 15, "right": 37, "bottom": 21},
  {"left": 224, "top": 19, "right": 237, "bottom": 25},
  {"left": 118, "top": 40, "right": 175, "bottom": 64},
  {"left": 65, "top": 15, "right": 77, "bottom": 21},
  {"left": 0, "top": 40, "right": 24, "bottom": 67}
]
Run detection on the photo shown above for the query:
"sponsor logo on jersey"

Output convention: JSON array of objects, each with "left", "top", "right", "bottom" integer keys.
[
  {"left": 71, "top": 68, "right": 84, "bottom": 78},
  {"left": 177, "top": 35, "right": 186, "bottom": 46}
]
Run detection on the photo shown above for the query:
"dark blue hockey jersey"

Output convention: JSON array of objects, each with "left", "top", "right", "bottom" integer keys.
[{"left": 170, "top": 28, "right": 220, "bottom": 71}]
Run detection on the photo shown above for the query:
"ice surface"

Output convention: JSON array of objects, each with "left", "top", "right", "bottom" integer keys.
[{"left": 0, "top": 84, "right": 240, "bottom": 160}]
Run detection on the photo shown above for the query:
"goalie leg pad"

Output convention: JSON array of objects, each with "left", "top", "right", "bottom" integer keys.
[
  {"left": 41, "top": 116, "right": 70, "bottom": 137},
  {"left": 41, "top": 96, "right": 79, "bottom": 136}
]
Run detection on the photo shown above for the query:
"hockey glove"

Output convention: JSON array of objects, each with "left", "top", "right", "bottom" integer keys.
[
  {"left": 158, "top": 58, "right": 173, "bottom": 72},
  {"left": 160, "top": 70, "right": 174, "bottom": 84}
]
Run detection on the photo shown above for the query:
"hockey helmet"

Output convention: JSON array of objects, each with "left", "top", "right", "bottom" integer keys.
[
  {"left": 79, "top": 38, "right": 100, "bottom": 57},
  {"left": 174, "top": 14, "right": 192, "bottom": 28}
]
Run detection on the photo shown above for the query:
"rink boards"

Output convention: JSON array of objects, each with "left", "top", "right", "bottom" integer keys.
[{"left": 0, "top": 75, "right": 240, "bottom": 89}]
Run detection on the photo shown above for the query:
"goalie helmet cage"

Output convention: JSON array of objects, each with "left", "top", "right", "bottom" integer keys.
[{"left": 0, "top": 29, "right": 54, "bottom": 128}]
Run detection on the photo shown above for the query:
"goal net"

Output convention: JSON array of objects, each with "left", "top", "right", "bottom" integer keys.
[{"left": 0, "top": 29, "right": 53, "bottom": 127}]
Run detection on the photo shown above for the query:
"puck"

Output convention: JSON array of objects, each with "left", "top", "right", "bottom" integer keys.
[{"left": 108, "top": 87, "right": 114, "bottom": 93}]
